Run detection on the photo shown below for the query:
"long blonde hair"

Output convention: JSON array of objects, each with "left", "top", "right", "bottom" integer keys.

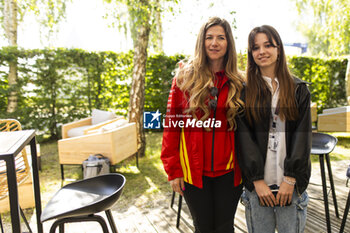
[{"left": 176, "top": 17, "right": 244, "bottom": 130}]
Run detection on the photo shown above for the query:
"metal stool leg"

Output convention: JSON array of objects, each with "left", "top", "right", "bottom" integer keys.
[
  {"left": 171, "top": 191, "right": 183, "bottom": 228},
  {"left": 170, "top": 191, "right": 176, "bottom": 208},
  {"left": 59, "top": 223, "right": 64, "bottom": 233},
  {"left": 340, "top": 189, "right": 350, "bottom": 233},
  {"left": 0, "top": 215, "right": 4, "bottom": 233},
  {"left": 176, "top": 195, "right": 182, "bottom": 228},
  {"left": 50, "top": 220, "right": 63, "bottom": 233},
  {"left": 325, "top": 153, "right": 339, "bottom": 218},
  {"left": 49, "top": 215, "right": 109, "bottom": 233},
  {"left": 91, "top": 215, "right": 109, "bottom": 233},
  {"left": 320, "top": 154, "right": 332, "bottom": 233},
  {"left": 60, "top": 164, "right": 65, "bottom": 180},
  {"left": 136, "top": 153, "right": 139, "bottom": 168},
  {"left": 20, "top": 207, "right": 33, "bottom": 233},
  {"left": 105, "top": 209, "right": 118, "bottom": 233}
]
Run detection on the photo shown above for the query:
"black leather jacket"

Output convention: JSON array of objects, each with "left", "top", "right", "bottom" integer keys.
[{"left": 235, "top": 77, "right": 312, "bottom": 194}]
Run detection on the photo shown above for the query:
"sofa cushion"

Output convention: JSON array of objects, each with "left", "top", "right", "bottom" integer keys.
[
  {"left": 67, "top": 125, "right": 92, "bottom": 138},
  {"left": 91, "top": 109, "right": 116, "bottom": 125},
  {"left": 100, "top": 119, "right": 129, "bottom": 132}
]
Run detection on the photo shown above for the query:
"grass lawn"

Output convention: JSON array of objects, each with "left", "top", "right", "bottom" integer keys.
[{"left": 1, "top": 130, "right": 350, "bottom": 229}]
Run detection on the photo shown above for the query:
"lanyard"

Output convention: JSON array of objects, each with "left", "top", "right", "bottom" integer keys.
[
  {"left": 269, "top": 103, "right": 280, "bottom": 151},
  {"left": 271, "top": 104, "right": 279, "bottom": 131}
]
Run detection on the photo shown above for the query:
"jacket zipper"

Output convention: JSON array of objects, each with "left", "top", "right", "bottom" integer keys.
[
  {"left": 211, "top": 80, "right": 225, "bottom": 171},
  {"left": 211, "top": 106, "right": 217, "bottom": 171},
  {"left": 210, "top": 77, "right": 229, "bottom": 171}
]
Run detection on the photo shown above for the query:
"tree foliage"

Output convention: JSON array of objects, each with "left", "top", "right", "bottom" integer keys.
[
  {"left": 0, "top": 0, "right": 69, "bottom": 44},
  {"left": 103, "top": 0, "right": 179, "bottom": 52},
  {"left": 294, "top": 0, "right": 350, "bottom": 56},
  {"left": 23, "top": 0, "right": 69, "bottom": 44}
]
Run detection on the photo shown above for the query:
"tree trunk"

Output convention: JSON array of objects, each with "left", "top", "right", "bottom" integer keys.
[
  {"left": 4, "top": 0, "right": 18, "bottom": 113},
  {"left": 50, "top": 75, "right": 58, "bottom": 140},
  {"left": 128, "top": 23, "right": 151, "bottom": 158},
  {"left": 154, "top": 0, "right": 163, "bottom": 52},
  {"left": 6, "top": 62, "right": 18, "bottom": 113},
  {"left": 346, "top": 57, "right": 350, "bottom": 105}
]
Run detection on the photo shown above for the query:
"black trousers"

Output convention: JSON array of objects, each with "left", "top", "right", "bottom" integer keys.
[{"left": 183, "top": 171, "right": 243, "bottom": 233}]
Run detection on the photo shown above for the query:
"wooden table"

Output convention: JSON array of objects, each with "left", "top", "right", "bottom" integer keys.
[{"left": 0, "top": 130, "right": 43, "bottom": 233}]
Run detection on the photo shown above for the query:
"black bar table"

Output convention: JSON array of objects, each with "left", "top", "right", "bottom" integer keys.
[{"left": 0, "top": 130, "right": 43, "bottom": 233}]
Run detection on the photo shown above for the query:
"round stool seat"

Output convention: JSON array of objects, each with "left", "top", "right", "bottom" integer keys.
[
  {"left": 41, "top": 173, "right": 125, "bottom": 222},
  {"left": 311, "top": 132, "right": 337, "bottom": 155}
]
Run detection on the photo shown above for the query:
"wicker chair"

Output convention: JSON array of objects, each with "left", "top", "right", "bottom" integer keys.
[{"left": 0, "top": 119, "right": 32, "bottom": 232}]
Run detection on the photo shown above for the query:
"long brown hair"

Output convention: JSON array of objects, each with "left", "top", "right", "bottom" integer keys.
[
  {"left": 176, "top": 17, "right": 244, "bottom": 130},
  {"left": 246, "top": 25, "right": 298, "bottom": 125}
]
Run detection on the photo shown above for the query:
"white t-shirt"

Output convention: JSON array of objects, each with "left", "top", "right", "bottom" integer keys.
[{"left": 262, "top": 76, "right": 287, "bottom": 187}]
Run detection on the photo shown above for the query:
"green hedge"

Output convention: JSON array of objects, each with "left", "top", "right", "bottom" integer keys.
[
  {"left": 289, "top": 56, "right": 348, "bottom": 112},
  {"left": 0, "top": 47, "right": 185, "bottom": 140},
  {"left": 237, "top": 54, "right": 348, "bottom": 112},
  {"left": 0, "top": 47, "right": 347, "bottom": 139}
]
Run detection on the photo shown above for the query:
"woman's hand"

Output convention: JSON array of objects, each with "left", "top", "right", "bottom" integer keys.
[
  {"left": 253, "top": 180, "right": 277, "bottom": 207},
  {"left": 170, "top": 177, "right": 185, "bottom": 196},
  {"left": 276, "top": 176, "right": 295, "bottom": 206}
]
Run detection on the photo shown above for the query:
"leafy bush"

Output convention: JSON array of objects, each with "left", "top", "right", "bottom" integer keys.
[
  {"left": 289, "top": 56, "right": 348, "bottom": 112},
  {"left": 145, "top": 53, "right": 185, "bottom": 114},
  {"left": 0, "top": 47, "right": 348, "bottom": 139},
  {"left": 0, "top": 47, "right": 184, "bottom": 139},
  {"left": 237, "top": 54, "right": 348, "bottom": 113}
]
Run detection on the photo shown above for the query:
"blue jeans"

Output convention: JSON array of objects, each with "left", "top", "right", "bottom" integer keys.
[{"left": 241, "top": 189, "right": 309, "bottom": 233}]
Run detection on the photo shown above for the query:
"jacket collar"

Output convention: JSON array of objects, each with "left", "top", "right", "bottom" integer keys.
[
  {"left": 293, "top": 77, "right": 311, "bottom": 85},
  {"left": 214, "top": 70, "right": 229, "bottom": 90}
]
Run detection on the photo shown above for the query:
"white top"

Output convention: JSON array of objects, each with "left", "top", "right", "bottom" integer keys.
[{"left": 262, "top": 76, "right": 287, "bottom": 187}]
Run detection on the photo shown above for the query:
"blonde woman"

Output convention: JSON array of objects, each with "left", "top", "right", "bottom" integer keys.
[{"left": 161, "top": 17, "right": 244, "bottom": 233}]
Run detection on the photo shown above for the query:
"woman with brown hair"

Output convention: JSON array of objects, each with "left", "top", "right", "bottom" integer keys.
[
  {"left": 161, "top": 17, "right": 244, "bottom": 232},
  {"left": 236, "top": 25, "right": 312, "bottom": 233}
]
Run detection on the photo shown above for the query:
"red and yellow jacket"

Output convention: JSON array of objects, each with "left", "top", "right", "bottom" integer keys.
[{"left": 161, "top": 71, "right": 242, "bottom": 189}]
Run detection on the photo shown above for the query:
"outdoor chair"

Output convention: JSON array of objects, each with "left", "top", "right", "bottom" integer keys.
[
  {"left": 339, "top": 164, "right": 350, "bottom": 233},
  {"left": 41, "top": 173, "right": 125, "bottom": 233},
  {"left": 311, "top": 132, "right": 339, "bottom": 233},
  {"left": 58, "top": 109, "right": 138, "bottom": 181},
  {"left": 0, "top": 119, "right": 34, "bottom": 233}
]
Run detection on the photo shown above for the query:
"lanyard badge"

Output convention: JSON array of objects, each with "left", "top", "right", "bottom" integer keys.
[{"left": 268, "top": 114, "right": 279, "bottom": 152}]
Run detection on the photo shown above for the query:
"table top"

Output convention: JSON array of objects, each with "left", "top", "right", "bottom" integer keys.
[{"left": 0, "top": 130, "right": 35, "bottom": 156}]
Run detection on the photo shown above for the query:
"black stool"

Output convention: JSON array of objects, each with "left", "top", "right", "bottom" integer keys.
[
  {"left": 311, "top": 132, "right": 339, "bottom": 233},
  {"left": 339, "top": 165, "right": 350, "bottom": 233},
  {"left": 170, "top": 191, "right": 182, "bottom": 228},
  {"left": 41, "top": 173, "right": 125, "bottom": 233}
]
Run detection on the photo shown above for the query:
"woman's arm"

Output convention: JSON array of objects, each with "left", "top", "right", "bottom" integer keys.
[
  {"left": 161, "top": 78, "right": 184, "bottom": 193},
  {"left": 284, "top": 83, "right": 312, "bottom": 192},
  {"left": 235, "top": 109, "right": 266, "bottom": 184}
]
